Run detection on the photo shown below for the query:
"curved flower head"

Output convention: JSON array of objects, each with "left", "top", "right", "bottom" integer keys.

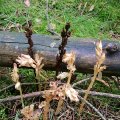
[
  {"left": 16, "top": 54, "right": 36, "bottom": 68},
  {"left": 11, "top": 63, "right": 19, "bottom": 83},
  {"left": 62, "top": 51, "right": 75, "bottom": 64}
]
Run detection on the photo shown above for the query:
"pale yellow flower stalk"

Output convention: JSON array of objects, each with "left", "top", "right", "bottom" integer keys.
[
  {"left": 79, "top": 40, "right": 106, "bottom": 114},
  {"left": 11, "top": 63, "right": 24, "bottom": 108}
]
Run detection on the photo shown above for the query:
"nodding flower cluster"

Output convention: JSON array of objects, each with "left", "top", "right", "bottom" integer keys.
[{"left": 16, "top": 54, "right": 44, "bottom": 78}]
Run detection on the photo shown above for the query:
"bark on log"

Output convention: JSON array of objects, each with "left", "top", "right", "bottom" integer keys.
[{"left": 0, "top": 31, "right": 120, "bottom": 75}]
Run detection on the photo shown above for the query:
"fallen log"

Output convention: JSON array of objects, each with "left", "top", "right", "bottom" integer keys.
[{"left": 0, "top": 31, "right": 120, "bottom": 75}]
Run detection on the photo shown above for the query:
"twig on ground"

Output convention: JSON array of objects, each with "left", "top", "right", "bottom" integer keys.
[
  {"left": 0, "top": 84, "right": 14, "bottom": 93},
  {"left": 67, "top": 105, "right": 74, "bottom": 111},
  {"left": 47, "top": 29, "right": 60, "bottom": 36},
  {"left": 0, "top": 91, "right": 44, "bottom": 103},
  {"left": 110, "top": 76, "right": 120, "bottom": 89},
  {"left": 72, "top": 76, "right": 109, "bottom": 88},
  {"left": 57, "top": 110, "right": 68, "bottom": 120},
  {"left": 0, "top": 82, "right": 48, "bottom": 93},
  {"left": 78, "top": 95, "right": 106, "bottom": 120},
  {"left": 84, "top": 111, "right": 100, "bottom": 118},
  {"left": 77, "top": 89, "right": 120, "bottom": 99},
  {"left": 1, "top": 89, "right": 120, "bottom": 103},
  {"left": 96, "top": 78, "right": 109, "bottom": 87},
  {"left": 72, "top": 77, "right": 90, "bottom": 87}
]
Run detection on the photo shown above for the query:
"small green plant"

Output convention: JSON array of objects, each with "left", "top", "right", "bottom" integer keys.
[{"left": 0, "top": 108, "right": 7, "bottom": 119}]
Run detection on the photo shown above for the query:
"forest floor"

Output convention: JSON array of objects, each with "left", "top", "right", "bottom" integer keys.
[{"left": 0, "top": 0, "right": 120, "bottom": 119}]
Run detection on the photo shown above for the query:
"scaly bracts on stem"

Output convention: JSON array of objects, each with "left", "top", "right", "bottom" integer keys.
[
  {"left": 24, "top": 21, "right": 34, "bottom": 58},
  {"left": 56, "top": 23, "right": 71, "bottom": 76},
  {"left": 79, "top": 40, "right": 106, "bottom": 114}
]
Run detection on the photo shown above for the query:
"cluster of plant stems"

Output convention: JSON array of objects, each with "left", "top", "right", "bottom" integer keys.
[{"left": 10, "top": 23, "right": 107, "bottom": 120}]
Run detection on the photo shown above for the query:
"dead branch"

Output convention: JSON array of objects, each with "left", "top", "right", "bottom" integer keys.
[
  {"left": 78, "top": 95, "right": 106, "bottom": 120},
  {"left": 77, "top": 90, "right": 120, "bottom": 99},
  {"left": 0, "top": 91, "right": 44, "bottom": 103},
  {"left": 0, "top": 89, "right": 120, "bottom": 104},
  {"left": 0, "top": 82, "right": 48, "bottom": 93},
  {"left": 72, "top": 77, "right": 90, "bottom": 87},
  {"left": 0, "top": 84, "right": 14, "bottom": 93},
  {"left": 72, "top": 77, "right": 109, "bottom": 87}
]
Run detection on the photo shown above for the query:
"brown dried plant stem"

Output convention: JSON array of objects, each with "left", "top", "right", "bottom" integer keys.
[
  {"left": 67, "top": 70, "right": 73, "bottom": 85},
  {"left": 79, "top": 71, "right": 98, "bottom": 113},
  {"left": 55, "top": 23, "right": 70, "bottom": 76},
  {"left": 11, "top": 63, "right": 25, "bottom": 108},
  {"left": 77, "top": 90, "right": 120, "bottom": 98},
  {"left": 19, "top": 85, "right": 24, "bottom": 108},
  {"left": 55, "top": 68, "right": 73, "bottom": 115},
  {"left": 35, "top": 74, "right": 41, "bottom": 91},
  {"left": 35, "top": 71, "right": 44, "bottom": 91},
  {"left": 35, "top": 70, "right": 45, "bottom": 91},
  {"left": 55, "top": 23, "right": 71, "bottom": 115},
  {"left": 78, "top": 95, "right": 106, "bottom": 120},
  {"left": 55, "top": 99, "right": 64, "bottom": 115},
  {"left": 1, "top": 90, "right": 120, "bottom": 103},
  {"left": 43, "top": 98, "right": 51, "bottom": 120},
  {"left": 79, "top": 40, "right": 105, "bottom": 114}
]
